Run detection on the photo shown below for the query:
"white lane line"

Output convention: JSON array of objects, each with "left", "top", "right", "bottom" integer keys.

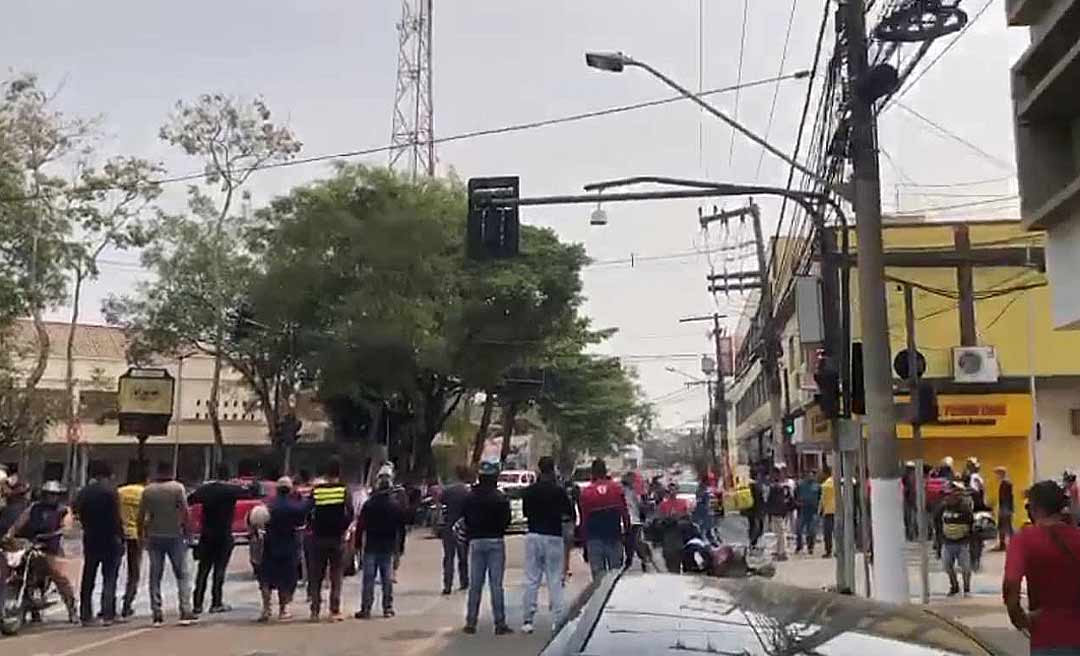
[{"left": 47, "top": 627, "right": 152, "bottom": 656}]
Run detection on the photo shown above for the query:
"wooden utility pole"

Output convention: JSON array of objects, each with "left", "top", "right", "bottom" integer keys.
[
  {"left": 748, "top": 203, "right": 787, "bottom": 464},
  {"left": 843, "top": 0, "right": 909, "bottom": 603}
]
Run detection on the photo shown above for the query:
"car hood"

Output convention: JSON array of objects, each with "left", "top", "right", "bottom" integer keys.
[{"left": 542, "top": 573, "right": 999, "bottom": 656}]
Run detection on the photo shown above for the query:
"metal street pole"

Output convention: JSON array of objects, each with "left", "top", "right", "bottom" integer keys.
[
  {"left": 844, "top": 0, "right": 909, "bottom": 603},
  {"left": 172, "top": 354, "right": 185, "bottom": 480},
  {"left": 904, "top": 283, "right": 931, "bottom": 604}
]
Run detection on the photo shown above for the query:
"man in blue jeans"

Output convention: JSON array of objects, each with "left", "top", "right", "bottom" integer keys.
[
  {"left": 521, "top": 457, "right": 573, "bottom": 634},
  {"left": 355, "top": 468, "right": 403, "bottom": 619},
  {"left": 578, "top": 459, "right": 630, "bottom": 580},
  {"left": 462, "top": 461, "right": 512, "bottom": 636},
  {"left": 73, "top": 461, "right": 124, "bottom": 626},
  {"left": 139, "top": 461, "right": 196, "bottom": 626}
]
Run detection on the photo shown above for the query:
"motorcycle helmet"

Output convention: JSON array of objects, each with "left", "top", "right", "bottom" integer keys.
[{"left": 248, "top": 504, "right": 271, "bottom": 529}]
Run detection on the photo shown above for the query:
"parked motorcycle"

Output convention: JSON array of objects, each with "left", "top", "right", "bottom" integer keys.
[{"left": 1, "top": 535, "right": 57, "bottom": 636}]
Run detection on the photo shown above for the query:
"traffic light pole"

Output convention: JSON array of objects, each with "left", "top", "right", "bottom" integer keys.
[{"left": 843, "top": 0, "right": 909, "bottom": 603}]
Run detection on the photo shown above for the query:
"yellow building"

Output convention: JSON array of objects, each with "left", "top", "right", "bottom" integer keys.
[{"left": 729, "top": 218, "right": 1080, "bottom": 522}]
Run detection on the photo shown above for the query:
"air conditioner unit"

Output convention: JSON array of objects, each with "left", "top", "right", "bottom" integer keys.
[{"left": 952, "top": 346, "right": 999, "bottom": 384}]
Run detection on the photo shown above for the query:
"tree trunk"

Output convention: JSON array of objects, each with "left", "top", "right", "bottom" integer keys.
[
  {"left": 208, "top": 341, "right": 224, "bottom": 468},
  {"left": 208, "top": 185, "right": 234, "bottom": 474},
  {"left": 470, "top": 392, "right": 495, "bottom": 467},
  {"left": 499, "top": 401, "right": 520, "bottom": 465},
  {"left": 556, "top": 438, "right": 575, "bottom": 480},
  {"left": 63, "top": 270, "right": 84, "bottom": 490}
]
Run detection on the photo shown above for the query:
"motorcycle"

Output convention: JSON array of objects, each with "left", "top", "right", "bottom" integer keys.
[{"left": 1, "top": 535, "right": 57, "bottom": 636}]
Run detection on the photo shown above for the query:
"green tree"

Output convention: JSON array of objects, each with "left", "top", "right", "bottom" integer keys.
[
  {"left": 538, "top": 354, "right": 650, "bottom": 476},
  {"left": 110, "top": 94, "right": 300, "bottom": 465}
]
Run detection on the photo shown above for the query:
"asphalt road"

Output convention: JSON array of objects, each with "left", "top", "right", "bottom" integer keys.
[{"left": 3, "top": 531, "right": 590, "bottom": 656}]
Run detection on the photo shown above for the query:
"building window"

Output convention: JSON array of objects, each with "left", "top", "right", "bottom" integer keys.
[
  {"left": 196, "top": 399, "right": 201, "bottom": 406},
  {"left": 1071, "top": 409, "right": 1080, "bottom": 436}
]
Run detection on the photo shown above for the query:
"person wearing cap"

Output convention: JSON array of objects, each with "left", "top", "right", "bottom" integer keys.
[
  {"left": 461, "top": 460, "right": 512, "bottom": 636},
  {"left": 937, "top": 481, "right": 975, "bottom": 597},
  {"left": 257, "top": 476, "right": 311, "bottom": 622},
  {"left": 1004, "top": 480, "right": 1080, "bottom": 654},
  {"left": 73, "top": 460, "right": 124, "bottom": 626},
  {"left": 521, "top": 456, "right": 573, "bottom": 634},
  {"left": 355, "top": 465, "right": 404, "bottom": 619},
  {"left": 5, "top": 479, "right": 78, "bottom": 623},
  {"left": 139, "top": 460, "right": 196, "bottom": 627}
]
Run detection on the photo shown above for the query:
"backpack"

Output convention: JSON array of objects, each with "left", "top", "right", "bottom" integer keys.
[{"left": 733, "top": 484, "right": 754, "bottom": 512}]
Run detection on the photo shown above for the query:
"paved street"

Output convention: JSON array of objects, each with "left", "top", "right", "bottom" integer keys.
[{"left": 2, "top": 531, "right": 588, "bottom": 656}]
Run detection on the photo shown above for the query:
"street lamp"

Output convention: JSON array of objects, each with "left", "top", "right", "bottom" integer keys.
[{"left": 585, "top": 51, "right": 828, "bottom": 189}]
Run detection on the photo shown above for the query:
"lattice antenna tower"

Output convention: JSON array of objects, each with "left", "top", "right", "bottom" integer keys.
[{"left": 389, "top": 0, "right": 434, "bottom": 179}]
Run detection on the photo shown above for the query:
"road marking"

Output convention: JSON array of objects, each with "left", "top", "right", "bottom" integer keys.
[
  {"left": 45, "top": 627, "right": 151, "bottom": 656},
  {"left": 402, "top": 626, "right": 455, "bottom": 656}
]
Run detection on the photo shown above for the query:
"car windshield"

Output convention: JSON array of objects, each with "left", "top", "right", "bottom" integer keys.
[
  {"left": 572, "top": 468, "right": 591, "bottom": 482},
  {"left": 497, "top": 473, "right": 520, "bottom": 484}
]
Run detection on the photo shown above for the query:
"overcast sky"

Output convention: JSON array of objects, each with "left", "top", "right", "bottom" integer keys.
[{"left": 2, "top": 0, "right": 1027, "bottom": 427}]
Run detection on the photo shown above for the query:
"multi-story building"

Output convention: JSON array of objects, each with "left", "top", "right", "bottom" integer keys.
[
  {"left": 726, "top": 218, "right": 1080, "bottom": 508},
  {"left": 1008, "top": 0, "right": 1080, "bottom": 329},
  {"left": 0, "top": 321, "right": 329, "bottom": 484}
]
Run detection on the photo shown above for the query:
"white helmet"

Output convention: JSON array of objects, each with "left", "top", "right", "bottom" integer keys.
[{"left": 248, "top": 504, "right": 271, "bottom": 529}]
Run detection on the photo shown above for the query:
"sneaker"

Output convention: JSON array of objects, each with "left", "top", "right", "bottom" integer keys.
[
  {"left": 256, "top": 611, "right": 271, "bottom": 623},
  {"left": 947, "top": 587, "right": 960, "bottom": 597},
  {"left": 81, "top": 619, "right": 99, "bottom": 628},
  {"left": 152, "top": 614, "right": 165, "bottom": 628},
  {"left": 121, "top": 606, "right": 135, "bottom": 619},
  {"left": 463, "top": 625, "right": 477, "bottom": 635},
  {"left": 192, "top": 607, "right": 203, "bottom": 617},
  {"left": 178, "top": 613, "right": 200, "bottom": 626},
  {"left": 442, "top": 587, "right": 452, "bottom": 596},
  {"left": 383, "top": 609, "right": 395, "bottom": 619},
  {"left": 521, "top": 622, "right": 534, "bottom": 634},
  {"left": 330, "top": 613, "right": 345, "bottom": 623},
  {"left": 209, "top": 605, "right": 231, "bottom": 614},
  {"left": 494, "top": 624, "right": 514, "bottom": 636},
  {"left": 354, "top": 610, "right": 371, "bottom": 620},
  {"left": 459, "top": 583, "right": 469, "bottom": 591},
  {"left": 309, "top": 611, "right": 320, "bottom": 623}
]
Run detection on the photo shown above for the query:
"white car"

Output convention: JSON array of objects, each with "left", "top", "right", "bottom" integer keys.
[
  {"left": 675, "top": 481, "right": 699, "bottom": 511},
  {"left": 497, "top": 470, "right": 537, "bottom": 490},
  {"left": 496, "top": 470, "right": 535, "bottom": 533}
]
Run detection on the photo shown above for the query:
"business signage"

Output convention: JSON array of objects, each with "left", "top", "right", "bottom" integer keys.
[{"left": 117, "top": 368, "right": 175, "bottom": 436}]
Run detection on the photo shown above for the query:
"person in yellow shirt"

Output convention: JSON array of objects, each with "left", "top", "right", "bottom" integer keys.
[
  {"left": 819, "top": 466, "right": 836, "bottom": 559},
  {"left": 117, "top": 463, "right": 148, "bottom": 618}
]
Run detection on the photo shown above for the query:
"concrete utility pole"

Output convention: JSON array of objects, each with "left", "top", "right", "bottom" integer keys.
[
  {"left": 903, "top": 283, "right": 931, "bottom": 604},
  {"left": 748, "top": 203, "right": 787, "bottom": 464},
  {"left": 843, "top": 0, "right": 909, "bottom": 603},
  {"left": 679, "top": 313, "right": 729, "bottom": 480}
]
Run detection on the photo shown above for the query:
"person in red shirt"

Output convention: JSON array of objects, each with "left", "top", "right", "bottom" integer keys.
[
  {"left": 577, "top": 459, "right": 629, "bottom": 581},
  {"left": 657, "top": 483, "right": 690, "bottom": 517},
  {"left": 1003, "top": 480, "right": 1080, "bottom": 655}
]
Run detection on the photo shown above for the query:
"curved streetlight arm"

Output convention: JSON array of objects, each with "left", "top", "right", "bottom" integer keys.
[{"left": 593, "top": 54, "right": 830, "bottom": 191}]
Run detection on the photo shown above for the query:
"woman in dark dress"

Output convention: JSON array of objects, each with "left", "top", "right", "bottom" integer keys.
[{"left": 258, "top": 477, "right": 311, "bottom": 622}]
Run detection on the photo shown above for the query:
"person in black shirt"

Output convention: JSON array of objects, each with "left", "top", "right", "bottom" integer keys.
[
  {"left": 937, "top": 482, "right": 975, "bottom": 596},
  {"left": 520, "top": 457, "right": 572, "bottom": 634},
  {"left": 73, "top": 461, "right": 124, "bottom": 626},
  {"left": 462, "top": 461, "right": 512, "bottom": 636},
  {"left": 355, "top": 468, "right": 403, "bottom": 619},
  {"left": 188, "top": 463, "right": 242, "bottom": 614},
  {"left": 439, "top": 465, "right": 472, "bottom": 595},
  {"left": 307, "top": 457, "right": 353, "bottom": 622},
  {"left": 993, "top": 466, "right": 1015, "bottom": 551}
]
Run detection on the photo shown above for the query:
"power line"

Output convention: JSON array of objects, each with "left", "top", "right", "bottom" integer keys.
[
  {"left": 755, "top": 0, "right": 800, "bottom": 180},
  {"left": 0, "top": 72, "right": 809, "bottom": 204},
  {"left": 729, "top": 0, "right": 750, "bottom": 170},
  {"left": 896, "top": 175, "right": 1015, "bottom": 188},
  {"left": 890, "top": 195, "right": 1019, "bottom": 215},
  {"left": 894, "top": 100, "right": 1015, "bottom": 171},
  {"left": 883, "top": 0, "right": 995, "bottom": 110}
]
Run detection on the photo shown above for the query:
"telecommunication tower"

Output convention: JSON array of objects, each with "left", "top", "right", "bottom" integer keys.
[{"left": 389, "top": 0, "right": 434, "bottom": 179}]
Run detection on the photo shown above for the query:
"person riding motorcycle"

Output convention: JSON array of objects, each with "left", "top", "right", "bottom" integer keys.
[
  {"left": 3, "top": 480, "right": 78, "bottom": 623},
  {"left": 0, "top": 478, "right": 32, "bottom": 624}
]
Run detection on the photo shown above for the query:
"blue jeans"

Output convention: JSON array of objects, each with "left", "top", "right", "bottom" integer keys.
[
  {"left": 360, "top": 552, "right": 394, "bottom": 613},
  {"left": 586, "top": 538, "right": 623, "bottom": 580},
  {"left": 146, "top": 536, "right": 192, "bottom": 617},
  {"left": 796, "top": 510, "right": 818, "bottom": 552},
  {"left": 466, "top": 538, "right": 506, "bottom": 628},
  {"left": 523, "top": 533, "right": 565, "bottom": 625}
]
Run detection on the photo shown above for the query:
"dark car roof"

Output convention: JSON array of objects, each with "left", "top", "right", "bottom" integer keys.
[{"left": 542, "top": 572, "right": 1001, "bottom": 656}]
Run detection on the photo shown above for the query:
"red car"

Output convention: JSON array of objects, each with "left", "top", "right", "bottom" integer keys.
[{"left": 187, "top": 479, "right": 277, "bottom": 545}]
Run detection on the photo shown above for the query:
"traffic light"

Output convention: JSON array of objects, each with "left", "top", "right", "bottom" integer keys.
[
  {"left": 814, "top": 351, "right": 841, "bottom": 418},
  {"left": 783, "top": 417, "right": 796, "bottom": 438},
  {"left": 467, "top": 176, "right": 520, "bottom": 260}
]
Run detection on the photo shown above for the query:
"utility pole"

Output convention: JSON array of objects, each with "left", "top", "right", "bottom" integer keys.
[
  {"left": 903, "top": 283, "right": 931, "bottom": 604},
  {"left": 843, "top": 0, "right": 909, "bottom": 603},
  {"left": 678, "top": 313, "right": 727, "bottom": 480},
  {"left": 749, "top": 203, "right": 786, "bottom": 464}
]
